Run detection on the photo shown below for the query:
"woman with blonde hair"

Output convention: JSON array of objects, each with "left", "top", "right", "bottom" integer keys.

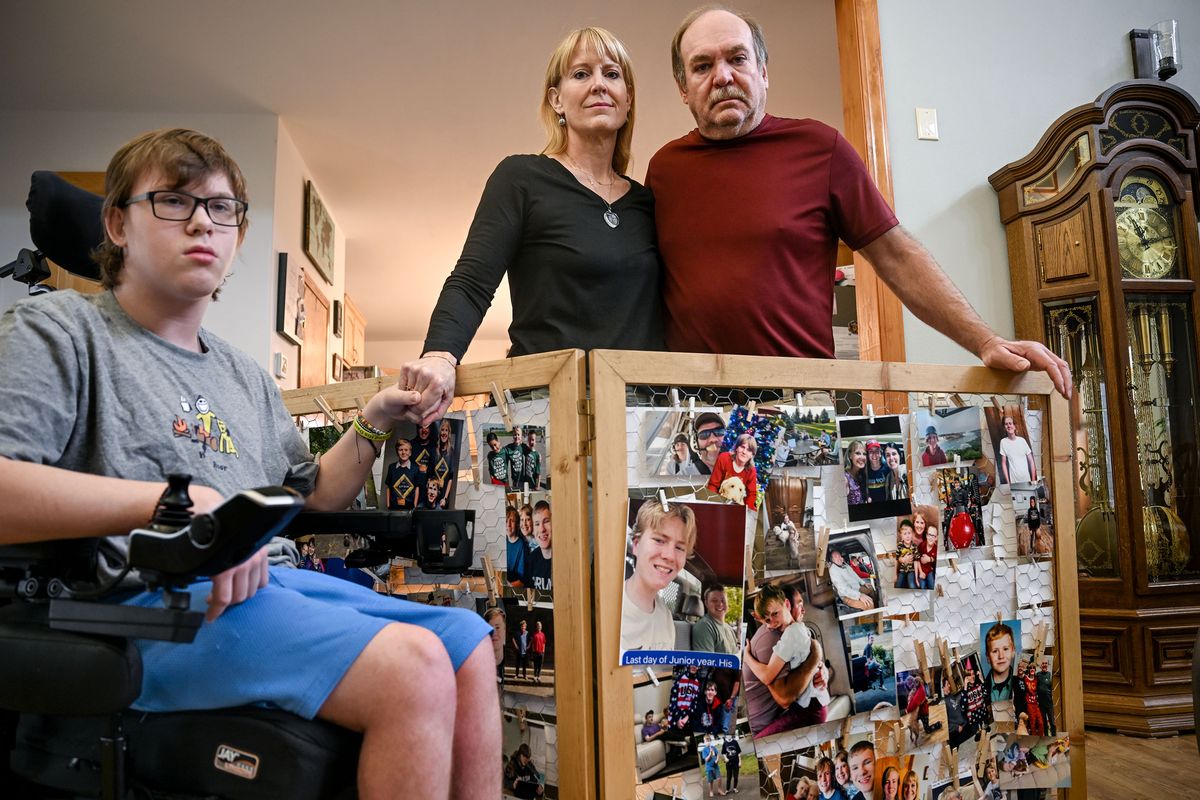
[{"left": 403, "top": 27, "right": 663, "bottom": 421}]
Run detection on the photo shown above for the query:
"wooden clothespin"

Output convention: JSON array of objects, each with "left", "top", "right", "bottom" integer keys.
[
  {"left": 490, "top": 382, "right": 514, "bottom": 429},
  {"left": 523, "top": 482, "right": 531, "bottom": 505},
  {"left": 948, "top": 557, "right": 958, "bottom": 574},
  {"left": 841, "top": 715, "right": 853, "bottom": 748},
  {"left": 937, "top": 637, "right": 958, "bottom": 693},
  {"left": 876, "top": 615, "right": 886, "bottom": 634},
  {"left": 747, "top": 400, "right": 757, "bottom": 416},
  {"left": 744, "top": 542, "right": 756, "bottom": 593},
  {"left": 688, "top": 396, "right": 696, "bottom": 418},
  {"left": 975, "top": 734, "right": 989, "bottom": 773},
  {"left": 937, "top": 743, "right": 950, "bottom": 779},
  {"left": 950, "top": 393, "right": 967, "bottom": 408},
  {"left": 867, "top": 404, "right": 876, "bottom": 423},
  {"left": 896, "top": 718, "right": 907, "bottom": 755},
  {"left": 927, "top": 393, "right": 938, "bottom": 416},
  {"left": 644, "top": 667, "right": 660, "bottom": 686},
  {"left": 953, "top": 453, "right": 961, "bottom": 467},
  {"left": 659, "top": 489, "right": 670, "bottom": 512},
  {"left": 465, "top": 409, "right": 481, "bottom": 488},
  {"left": 996, "top": 610, "right": 1003, "bottom": 624},
  {"left": 1033, "top": 622, "right": 1048, "bottom": 664},
  {"left": 671, "top": 388, "right": 681, "bottom": 409},
  {"left": 480, "top": 555, "right": 500, "bottom": 607},
  {"left": 816, "top": 527, "right": 830, "bottom": 576},
  {"left": 916, "top": 640, "right": 931, "bottom": 686},
  {"left": 313, "top": 394, "right": 339, "bottom": 428},
  {"left": 991, "top": 395, "right": 1004, "bottom": 413},
  {"left": 525, "top": 587, "right": 536, "bottom": 610}
]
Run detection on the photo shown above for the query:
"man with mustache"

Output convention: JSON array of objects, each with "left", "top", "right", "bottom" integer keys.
[{"left": 647, "top": 6, "right": 1071, "bottom": 398}]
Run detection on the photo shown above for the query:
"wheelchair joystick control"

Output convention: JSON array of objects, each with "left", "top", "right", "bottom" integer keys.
[{"left": 149, "top": 473, "right": 194, "bottom": 532}]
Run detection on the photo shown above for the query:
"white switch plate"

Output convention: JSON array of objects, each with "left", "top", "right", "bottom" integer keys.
[
  {"left": 273, "top": 351, "right": 288, "bottom": 379},
  {"left": 916, "top": 107, "right": 939, "bottom": 140}
]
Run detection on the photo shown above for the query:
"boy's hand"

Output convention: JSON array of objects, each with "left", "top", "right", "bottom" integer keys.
[
  {"left": 205, "top": 543, "right": 269, "bottom": 622},
  {"left": 365, "top": 385, "right": 424, "bottom": 430}
]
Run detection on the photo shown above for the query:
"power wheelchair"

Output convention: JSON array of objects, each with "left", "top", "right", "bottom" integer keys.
[{"left": 0, "top": 172, "right": 476, "bottom": 799}]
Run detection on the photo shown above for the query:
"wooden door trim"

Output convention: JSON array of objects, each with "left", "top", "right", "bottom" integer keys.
[{"left": 836, "top": 0, "right": 906, "bottom": 365}]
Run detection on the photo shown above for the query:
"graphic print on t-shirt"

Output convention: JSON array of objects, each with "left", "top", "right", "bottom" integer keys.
[{"left": 172, "top": 394, "right": 239, "bottom": 459}]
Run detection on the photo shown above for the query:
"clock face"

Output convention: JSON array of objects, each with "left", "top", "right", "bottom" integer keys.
[{"left": 1115, "top": 173, "right": 1179, "bottom": 279}]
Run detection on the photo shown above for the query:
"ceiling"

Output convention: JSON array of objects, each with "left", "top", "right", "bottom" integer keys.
[{"left": 1, "top": 1, "right": 842, "bottom": 345}]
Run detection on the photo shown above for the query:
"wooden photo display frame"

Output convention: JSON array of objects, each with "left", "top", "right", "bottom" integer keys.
[{"left": 303, "top": 180, "right": 335, "bottom": 285}]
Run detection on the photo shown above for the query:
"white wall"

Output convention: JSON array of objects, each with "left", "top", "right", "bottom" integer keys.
[
  {"left": 272, "top": 119, "right": 348, "bottom": 388},
  {"left": 0, "top": 111, "right": 279, "bottom": 367},
  {"left": 878, "top": 1, "right": 1200, "bottom": 365}
]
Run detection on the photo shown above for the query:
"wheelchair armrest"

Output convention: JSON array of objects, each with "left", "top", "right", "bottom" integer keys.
[{"left": 130, "top": 486, "right": 305, "bottom": 587}]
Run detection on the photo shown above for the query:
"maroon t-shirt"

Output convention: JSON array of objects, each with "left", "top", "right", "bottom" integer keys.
[{"left": 646, "top": 115, "right": 898, "bottom": 358}]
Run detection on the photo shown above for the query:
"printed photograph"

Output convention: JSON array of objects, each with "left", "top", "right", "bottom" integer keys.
[
  {"left": 979, "top": 619, "right": 1024, "bottom": 708},
  {"left": 632, "top": 664, "right": 747, "bottom": 790},
  {"left": 741, "top": 576, "right": 853, "bottom": 740},
  {"left": 1011, "top": 652, "right": 1056, "bottom": 737},
  {"left": 993, "top": 734, "right": 1071, "bottom": 790},
  {"left": 620, "top": 499, "right": 747, "bottom": 668},
  {"left": 635, "top": 406, "right": 720, "bottom": 483},
  {"left": 943, "top": 653, "right": 992, "bottom": 749},
  {"left": 843, "top": 619, "right": 896, "bottom": 713},
  {"left": 502, "top": 597, "right": 555, "bottom": 693},
  {"left": 873, "top": 754, "right": 919, "bottom": 800},
  {"left": 758, "top": 404, "right": 839, "bottom": 468},
  {"left": 382, "top": 417, "right": 463, "bottom": 510},
  {"left": 895, "top": 667, "right": 948, "bottom": 749},
  {"left": 1013, "top": 483, "right": 1054, "bottom": 557},
  {"left": 763, "top": 474, "right": 818, "bottom": 576},
  {"left": 983, "top": 405, "right": 1039, "bottom": 487},
  {"left": 501, "top": 708, "right": 556, "bottom": 799},
  {"left": 501, "top": 490, "right": 553, "bottom": 593},
  {"left": 703, "top": 405, "right": 786, "bottom": 510},
  {"left": 479, "top": 423, "right": 547, "bottom": 492},
  {"left": 838, "top": 414, "right": 912, "bottom": 522},
  {"left": 826, "top": 528, "right": 882, "bottom": 621},
  {"left": 893, "top": 511, "right": 938, "bottom": 591},
  {"left": 914, "top": 407, "right": 984, "bottom": 468},
  {"left": 752, "top": 741, "right": 869, "bottom": 800},
  {"left": 934, "top": 467, "right": 990, "bottom": 550}
]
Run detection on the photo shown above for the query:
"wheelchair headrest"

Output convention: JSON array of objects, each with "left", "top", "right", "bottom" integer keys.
[{"left": 27, "top": 170, "right": 105, "bottom": 281}]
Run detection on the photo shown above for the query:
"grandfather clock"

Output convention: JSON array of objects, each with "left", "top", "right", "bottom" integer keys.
[{"left": 990, "top": 81, "right": 1200, "bottom": 735}]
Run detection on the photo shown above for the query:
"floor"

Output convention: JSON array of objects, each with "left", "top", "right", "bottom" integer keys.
[{"left": 1084, "top": 729, "right": 1198, "bottom": 799}]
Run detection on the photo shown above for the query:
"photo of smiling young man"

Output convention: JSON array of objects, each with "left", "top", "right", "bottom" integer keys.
[{"left": 620, "top": 498, "right": 747, "bottom": 668}]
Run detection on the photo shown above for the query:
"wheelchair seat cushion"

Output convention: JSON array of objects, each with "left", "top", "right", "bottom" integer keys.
[
  {"left": 12, "top": 706, "right": 360, "bottom": 800},
  {"left": 0, "top": 618, "right": 141, "bottom": 715}
]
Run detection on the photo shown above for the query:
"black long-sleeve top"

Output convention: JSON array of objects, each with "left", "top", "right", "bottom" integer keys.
[{"left": 422, "top": 155, "right": 665, "bottom": 359}]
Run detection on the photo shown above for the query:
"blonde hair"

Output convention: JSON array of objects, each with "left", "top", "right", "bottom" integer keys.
[
  {"left": 540, "top": 27, "right": 637, "bottom": 174},
  {"left": 633, "top": 500, "right": 697, "bottom": 554},
  {"left": 95, "top": 128, "right": 247, "bottom": 297}
]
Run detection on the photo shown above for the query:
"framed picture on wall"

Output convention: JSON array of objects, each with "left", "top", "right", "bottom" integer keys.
[
  {"left": 332, "top": 299, "right": 343, "bottom": 337},
  {"left": 332, "top": 353, "right": 344, "bottom": 382},
  {"left": 275, "top": 252, "right": 303, "bottom": 346},
  {"left": 303, "top": 180, "right": 335, "bottom": 285}
]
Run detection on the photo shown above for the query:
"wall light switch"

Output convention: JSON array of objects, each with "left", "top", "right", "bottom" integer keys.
[
  {"left": 916, "top": 107, "right": 939, "bottom": 140},
  {"left": 274, "top": 351, "right": 288, "bottom": 379}
]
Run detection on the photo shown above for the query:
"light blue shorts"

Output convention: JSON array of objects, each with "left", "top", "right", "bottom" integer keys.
[{"left": 123, "top": 566, "right": 491, "bottom": 719}]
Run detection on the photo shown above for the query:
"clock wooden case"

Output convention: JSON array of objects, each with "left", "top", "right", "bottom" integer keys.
[{"left": 991, "top": 81, "right": 1200, "bottom": 736}]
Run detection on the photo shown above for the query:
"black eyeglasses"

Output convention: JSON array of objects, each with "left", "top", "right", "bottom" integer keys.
[{"left": 123, "top": 191, "right": 248, "bottom": 227}]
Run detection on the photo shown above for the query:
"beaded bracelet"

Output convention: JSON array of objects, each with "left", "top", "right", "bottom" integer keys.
[{"left": 352, "top": 414, "right": 391, "bottom": 442}]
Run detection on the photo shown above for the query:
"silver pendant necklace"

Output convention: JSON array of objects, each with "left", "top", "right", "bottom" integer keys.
[{"left": 565, "top": 155, "right": 620, "bottom": 228}]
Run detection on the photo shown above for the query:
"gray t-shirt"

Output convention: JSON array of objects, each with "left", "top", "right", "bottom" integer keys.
[{"left": 0, "top": 290, "right": 316, "bottom": 577}]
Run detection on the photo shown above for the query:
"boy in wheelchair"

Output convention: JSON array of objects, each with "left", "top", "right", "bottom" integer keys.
[{"left": 0, "top": 128, "right": 498, "bottom": 798}]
